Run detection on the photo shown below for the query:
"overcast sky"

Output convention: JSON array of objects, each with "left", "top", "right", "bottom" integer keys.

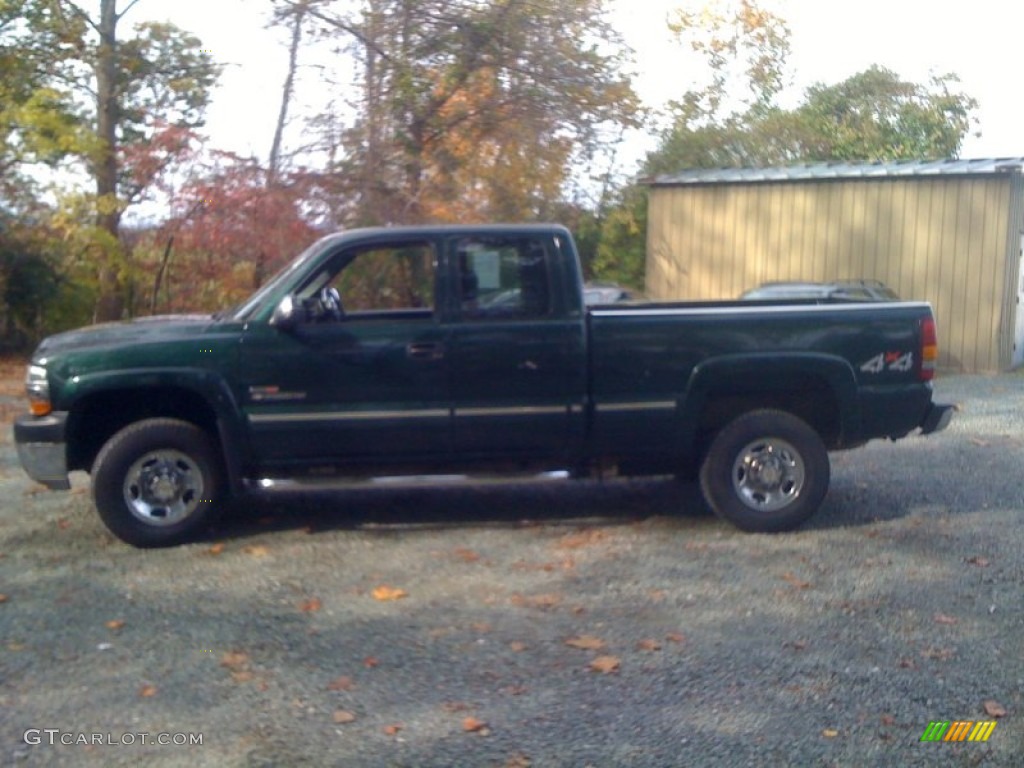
[{"left": 139, "top": 0, "right": 1023, "bottom": 172}]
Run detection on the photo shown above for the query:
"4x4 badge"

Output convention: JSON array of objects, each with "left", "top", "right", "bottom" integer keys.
[{"left": 860, "top": 352, "right": 913, "bottom": 374}]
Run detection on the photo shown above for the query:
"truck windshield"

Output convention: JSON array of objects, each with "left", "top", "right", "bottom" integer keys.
[{"left": 229, "top": 240, "right": 325, "bottom": 321}]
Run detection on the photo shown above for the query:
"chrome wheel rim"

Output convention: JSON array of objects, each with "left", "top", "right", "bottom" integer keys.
[
  {"left": 123, "top": 450, "right": 204, "bottom": 526},
  {"left": 732, "top": 437, "right": 805, "bottom": 512}
]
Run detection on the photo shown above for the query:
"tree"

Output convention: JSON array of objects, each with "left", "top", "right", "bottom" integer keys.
[
  {"left": 12, "top": 1, "right": 221, "bottom": 321},
  {"left": 794, "top": 66, "right": 976, "bottom": 162},
  {"left": 139, "top": 152, "right": 318, "bottom": 314},
  {"left": 275, "top": 0, "right": 638, "bottom": 226},
  {"left": 0, "top": 1, "right": 94, "bottom": 211},
  {"left": 648, "top": 2, "right": 977, "bottom": 172},
  {"left": 667, "top": 0, "right": 791, "bottom": 126}
]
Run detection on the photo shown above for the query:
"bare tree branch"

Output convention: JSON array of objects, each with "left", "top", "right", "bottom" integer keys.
[{"left": 116, "top": 0, "right": 145, "bottom": 21}]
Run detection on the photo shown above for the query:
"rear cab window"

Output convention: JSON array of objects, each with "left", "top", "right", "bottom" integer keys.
[{"left": 455, "top": 236, "right": 554, "bottom": 319}]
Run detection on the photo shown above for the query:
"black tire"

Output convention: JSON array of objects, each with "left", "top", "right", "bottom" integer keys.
[
  {"left": 699, "top": 409, "right": 829, "bottom": 533},
  {"left": 91, "top": 418, "right": 224, "bottom": 547}
]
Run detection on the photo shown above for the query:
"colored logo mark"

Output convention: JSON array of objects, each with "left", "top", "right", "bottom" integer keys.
[{"left": 920, "top": 721, "right": 997, "bottom": 742}]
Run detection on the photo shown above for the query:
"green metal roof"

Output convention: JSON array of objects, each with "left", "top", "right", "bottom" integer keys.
[{"left": 647, "top": 157, "right": 1024, "bottom": 186}]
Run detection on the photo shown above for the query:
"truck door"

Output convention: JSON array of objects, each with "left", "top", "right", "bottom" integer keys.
[
  {"left": 447, "top": 233, "right": 587, "bottom": 461},
  {"left": 239, "top": 238, "right": 451, "bottom": 467}
]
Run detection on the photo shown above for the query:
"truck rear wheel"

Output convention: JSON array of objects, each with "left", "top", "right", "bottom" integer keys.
[
  {"left": 700, "top": 409, "right": 829, "bottom": 533},
  {"left": 91, "top": 418, "right": 223, "bottom": 547}
]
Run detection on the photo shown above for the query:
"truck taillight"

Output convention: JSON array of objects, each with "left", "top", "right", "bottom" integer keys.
[{"left": 920, "top": 316, "right": 938, "bottom": 381}]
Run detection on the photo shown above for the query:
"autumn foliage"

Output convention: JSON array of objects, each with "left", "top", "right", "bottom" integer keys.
[{"left": 137, "top": 152, "right": 319, "bottom": 314}]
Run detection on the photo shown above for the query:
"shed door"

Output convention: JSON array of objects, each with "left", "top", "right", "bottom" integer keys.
[{"left": 1015, "top": 235, "right": 1024, "bottom": 368}]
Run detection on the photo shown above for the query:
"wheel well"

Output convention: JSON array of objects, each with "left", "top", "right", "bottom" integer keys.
[
  {"left": 696, "top": 379, "right": 840, "bottom": 454},
  {"left": 66, "top": 387, "right": 220, "bottom": 473}
]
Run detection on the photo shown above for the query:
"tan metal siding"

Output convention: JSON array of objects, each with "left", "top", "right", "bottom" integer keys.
[{"left": 647, "top": 175, "right": 1015, "bottom": 372}]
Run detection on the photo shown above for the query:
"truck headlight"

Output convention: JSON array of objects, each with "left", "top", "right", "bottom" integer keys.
[{"left": 26, "top": 364, "right": 51, "bottom": 416}]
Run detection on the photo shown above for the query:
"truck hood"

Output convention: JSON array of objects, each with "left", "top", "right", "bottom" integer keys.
[{"left": 35, "top": 314, "right": 217, "bottom": 359}]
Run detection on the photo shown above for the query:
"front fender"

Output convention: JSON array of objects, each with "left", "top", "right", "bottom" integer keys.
[{"left": 59, "top": 368, "right": 248, "bottom": 492}]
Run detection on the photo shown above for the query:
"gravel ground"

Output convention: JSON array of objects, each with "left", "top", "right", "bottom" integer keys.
[{"left": 0, "top": 372, "right": 1022, "bottom": 767}]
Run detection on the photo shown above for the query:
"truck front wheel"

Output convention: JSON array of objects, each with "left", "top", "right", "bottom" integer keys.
[
  {"left": 700, "top": 409, "right": 829, "bottom": 533},
  {"left": 91, "top": 418, "right": 223, "bottom": 547}
]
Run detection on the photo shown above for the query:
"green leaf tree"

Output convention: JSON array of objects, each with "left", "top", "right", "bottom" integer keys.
[{"left": 6, "top": 1, "right": 221, "bottom": 321}]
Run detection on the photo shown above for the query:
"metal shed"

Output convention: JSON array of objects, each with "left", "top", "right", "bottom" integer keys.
[{"left": 645, "top": 158, "right": 1024, "bottom": 372}]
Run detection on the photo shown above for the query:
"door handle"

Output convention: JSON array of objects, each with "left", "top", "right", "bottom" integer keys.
[{"left": 406, "top": 342, "right": 445, "bottom": 360}]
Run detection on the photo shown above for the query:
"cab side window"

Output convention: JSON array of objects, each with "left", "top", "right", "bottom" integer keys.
[{"left": 456, "top": 236, "right": 552, "bottom": 319}]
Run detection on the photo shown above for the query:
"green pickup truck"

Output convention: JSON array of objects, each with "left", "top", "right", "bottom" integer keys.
[{"left": 14, "top": 224, "right": 953, "bottom": 546}]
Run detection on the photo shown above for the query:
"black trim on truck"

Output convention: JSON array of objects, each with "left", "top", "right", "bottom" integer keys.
[{"left": 919, "top": 403, "right": 955, "bottom": 435}]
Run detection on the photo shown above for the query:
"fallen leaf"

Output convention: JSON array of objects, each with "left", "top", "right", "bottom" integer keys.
[
  {"left": 300, "top": 597, "right": 322, "bottom": 613},
  {"left": 556, "top": 529, "right": 608, "bottom": 549},
  {"left": 983, "top": 700, "right": 1007, "bottom": 718},
  {"left": 637, "top": 639, "right": 662, "bottom": 652},
  {"left": 933, "top": 613, "right": 958, "bottom": 625},
  {"left": 784, "top": 640, "right": 807, "bottom": 651},
  {"left": 0, "top": 594, "right": 8, "bottom": 603},
  {"left": 880, "top": 714, "right": 896, "bottom": 726},
  {"left": 105, "top": 619, "right": 125, "bottom": 631},
  {"left": 781, "top": 572, "right": 812, "bottom": 589},
  {"left": 57, "top": 518, "right": 71, "bottom": 530},
  {"left": 821, "top": 728, "right": 838, "bottom": 738},
  {"left": 898, "top": 657, "right": 916, "bottom": 669},
  {"left": 363, "top": 656, "right": 379, "bottom": 668},
  {"left": 510, "top": 593, "right": 561, "bottom": 609},
  {"left": 243, "top": 545, "right": 269, "bottom": 557},
  {"left": 666, "top": 632, "right": 687, "bottom": 645},
  {"left": 382, "top": 724, "right": 402, "bottom": 736},
  {"left": 139, "top": 684, "right": 157, "bottom": 698},
  {"left": 327, "top": 676, "right": 354, "bottom": 691},
  {"left": 442, "top": 701, "right": 472, "bottom": 713},
  {"left": 7, "top": 642, "right": 25, "bottom": 651},
  {"left": 332, "top": 710, "right": 356, "bottom": 724},
  {"left": 965, "top": 555, "right": 991, "bottom": 567},
  {"left": 565, "top": 635, "right": 606, "bottom": 651},
  {"left": 921, "top": 647, "right": 956, "bottom": 661},
  {"left": 504, "top": 685, "right": 528, "bottom": 696},
  {"left": 208, "top": 543, "right": 225, "bottom": 555},
  {"left": 371, "top": 585, "right": 408, "bottom": 601},
  {"left": 220, "top": 651, "right": 250, "bottom": 671},
  {"left": 968, "top": 437, "right": 989, "bottom": 447},
  {"left": 452, "top": 548, "right": 481, "bottom": 563},
  {"left": 647, "top": 589, "right": 667, "bottom": 602},
  {"left": 509, "top": 641, "right": 527, "bottom": 653},
  {"left": 463, "top": 716, "right": 488, "bottom": 732},
  {"left": 504, "top": 754, "right": 531, "bottom": 768},
  {"left": 589, "top": 655, "right": 621, "bottom": 674},
  {"left": 471, "top": 622, "right": 492, "bottom": 633}
]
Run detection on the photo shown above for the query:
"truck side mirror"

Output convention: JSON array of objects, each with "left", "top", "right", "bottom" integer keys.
[{"left": 270, "top": 295, "right": 302, "bottom": 330}]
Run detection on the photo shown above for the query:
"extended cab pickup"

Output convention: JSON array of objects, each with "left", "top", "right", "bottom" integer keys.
[{"left": 14, "top": 224, "right": 953, "bottom": 546}]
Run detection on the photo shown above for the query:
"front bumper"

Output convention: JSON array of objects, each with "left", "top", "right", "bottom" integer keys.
[
  {"left": 13, "top": 412, "right": 70, "bottom": 490},
  {"left": 919, "top": 402, "right": 955, "bottom": 435}
]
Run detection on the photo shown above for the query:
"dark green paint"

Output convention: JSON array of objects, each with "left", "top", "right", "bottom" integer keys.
[{"left": 15, "top": 225, "right": 949, "bottom": 490}]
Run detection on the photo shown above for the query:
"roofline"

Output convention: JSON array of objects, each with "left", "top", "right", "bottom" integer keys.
[
  {"left": 645, "top": 157, "right": 1024, "bottom": 187},
  {"left": 302, "top": 223, "right": 574, "bottom": 253}
]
